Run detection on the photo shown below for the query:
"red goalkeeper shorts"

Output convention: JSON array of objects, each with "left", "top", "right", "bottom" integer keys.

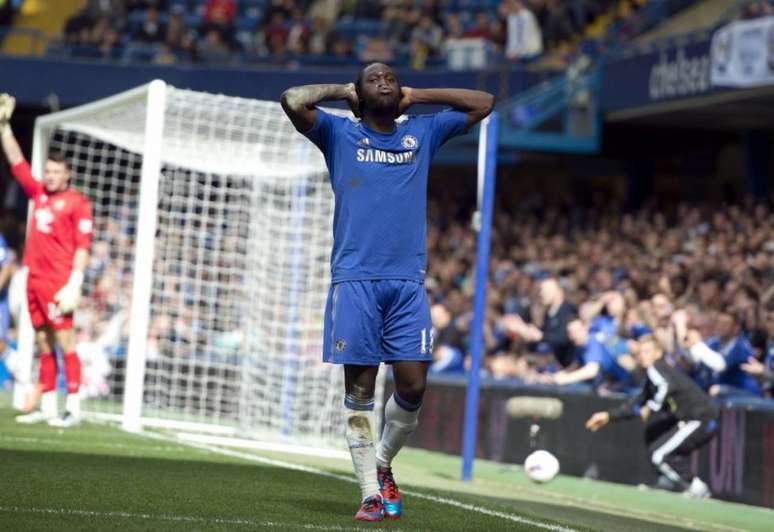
[{"left": 26, "top": 276, "right": 73, "bottom": 331}]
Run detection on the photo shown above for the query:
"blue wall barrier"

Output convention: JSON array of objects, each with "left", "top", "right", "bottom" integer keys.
[
  {"left": 0, "top": 55, "right": 542, "bottom": 108},
  {"left": 400, "top": 375, "right": 774, "bottom": 508}
]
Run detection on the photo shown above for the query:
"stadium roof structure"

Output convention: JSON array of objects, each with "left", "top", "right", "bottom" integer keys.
[
  {"left": 601, "top": 28, "right": 774, "bottom": 132},
  {"left": 606, "top": 83, "right": 774, "bottom": 131}
]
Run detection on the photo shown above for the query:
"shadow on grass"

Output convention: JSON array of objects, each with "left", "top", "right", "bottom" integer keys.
[
  {"left": 292, "top": 495, "right": 354, "bottom": 516},
  {"left": 401, "top": 479, "right": 693, "bottom": 532},
  {"left": 1, "top": 448, "right": 691, "bottom": 532}
]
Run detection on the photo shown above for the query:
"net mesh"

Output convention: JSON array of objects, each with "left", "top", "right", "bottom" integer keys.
[{"left": 40, "top": 85, "right": 363, "bottom": 446}]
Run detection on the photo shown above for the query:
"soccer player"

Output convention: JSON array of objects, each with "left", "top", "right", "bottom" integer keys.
[
  {"left": 0, "top": 93, "right": 93, "bottom": 427},
  {"left": 585, "top": 336, "right": 718, "bottom": 498},
  {"left": 281, "top": 63, "right": 493, "bottom": 521}
]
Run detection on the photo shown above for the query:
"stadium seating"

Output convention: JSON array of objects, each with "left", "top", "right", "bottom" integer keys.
[{"left": 0, "top": 0, "right": 718, "bottom": 69}]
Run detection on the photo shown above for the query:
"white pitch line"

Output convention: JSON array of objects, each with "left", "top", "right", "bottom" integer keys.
[
  {"left": 177, "top": 432, "right": 351, "bottom": 460},
  {"left": 141, "top": 430, "right": 576, "bottom": 532},
  {"left": 0, "top": 435, "right": 186, "bottom": 453},
  {"left": 0, "top": 506, "right": 380, "bottom": 531}
]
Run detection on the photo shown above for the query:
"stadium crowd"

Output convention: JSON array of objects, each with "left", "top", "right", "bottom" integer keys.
[
  {"left": 50, "top": 0, "right": 649, "bottom": 68},
  {"left": 425, "top": 194, "right": 774, "bottom": 400},
  {"left": 1, "top": 181, "right": 772, "bottom": 403},
  {"left": 741, "top": 0, "right": 774, "bottom": 19}
]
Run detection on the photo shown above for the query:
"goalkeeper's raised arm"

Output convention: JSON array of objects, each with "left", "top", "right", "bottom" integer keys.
[
  {"left": 0, "top": 93, "right": 45, "bottom": 200},
  {"left": 0, "top": 93, "right": 24, "bottom": 167},
  {"left": 1, "top": 91, "right": 94, "bottom": 429}
]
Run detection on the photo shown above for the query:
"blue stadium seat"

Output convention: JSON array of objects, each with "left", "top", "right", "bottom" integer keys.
[
  {"left": 449, "top": 0, "right": 499, "bottom": 11},
  {"left": 333, "top": 19, "right": 384, "bottom": 38},
  {"left": 184, "top": 13, "right": 203, "bottom": 28},
  {"left": 169, "top": 1, "right": 187, "bottom": 13},
  {"left": 299, "top": 54, "right": 358, "bottom": 67},
  {"left": 240, "top": 0, "right": 269, "bottom": 9},
  {"left": 235, "top": 29, "right": 256, "bottom": 51},
  {"left": 45, "top": 42, "right": 68, "bottom": 58},
  {"left": 185, "top": 0, "right": 203, "bottom": 12},
  {"left": 127, "top": 9, "right": 171, "bottom": 30},
  {"left": 239, "top": 3, "right": 265, "bottom": 20},
  {"left": 122, "top": 43, "right": 161, "bottom": 64},
  {"left": 579, "top": 39, "right": 599, "bottom": 56},
  {"left": 235, "top": 15, "right": 259, "bottom": 31},
  {"left": 71, "top": 44, "right": 105, "bottom": 60},
  {"left": 456, "top": 11, "right": 473, "bottom": 27}
]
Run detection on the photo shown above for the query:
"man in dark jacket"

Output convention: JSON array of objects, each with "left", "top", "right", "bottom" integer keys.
[{"left": 586, "top": 335, "right": 718, "bottom": 498}]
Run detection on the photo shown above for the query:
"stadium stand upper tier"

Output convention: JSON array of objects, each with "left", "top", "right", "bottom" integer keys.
[{"left": 0, "top": 0, "right": 717, "bottom": 70}]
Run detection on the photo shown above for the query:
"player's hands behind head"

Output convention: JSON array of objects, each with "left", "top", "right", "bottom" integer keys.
[
  {"left": 0, "top": 93, "right": 15, "bottom": 125},
  {"left": 398, "top": 86, "right": 413, "bottom": 116},
  {"left": 344, "top": 82, "right": 361, "bottom": 118}
]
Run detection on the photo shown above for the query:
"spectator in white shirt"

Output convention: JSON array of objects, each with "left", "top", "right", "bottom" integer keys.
[{"left": 503, "top": 0, "right": 543, "bottom": 60}]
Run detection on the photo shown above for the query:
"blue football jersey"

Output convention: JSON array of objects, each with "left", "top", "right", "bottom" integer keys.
[
  {"left": 583, "top": 334, "right": 632, "bottom": 384},
  {"left": 0, "top": 235, "right": 9, "bottom": 337},
  {"left": 0, "top": 235, "right": 9, "bottom": 272},
  {"left": 707, "top": 335, "right": 762, "bottom": 396},
  {"left": 303, "top": 109, "right": 468, "bottom": 282}
]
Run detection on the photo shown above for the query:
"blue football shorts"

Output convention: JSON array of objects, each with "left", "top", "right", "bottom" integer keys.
[{"left": 322, "top": 280, "right": 433, "bottom": 366}]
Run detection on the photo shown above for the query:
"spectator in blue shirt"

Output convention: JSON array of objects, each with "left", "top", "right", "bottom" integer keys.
[
  {"left": 0, "top": 234, "right": 13, "bottom": 339},
  {"left": 741, "top": 308, "right": 774, "bottom": 397},
  {"left": 706, "top": 311, "right": 762, "bottom": 397},
  {"left": 586, "top": 291, "right": 628, "bottom": 357},
  {"left": 546, "top": 319, "right": 632, "bottom": 387},
  {"left": 429, "top": 303, "right": 465, "bottom": 374}
]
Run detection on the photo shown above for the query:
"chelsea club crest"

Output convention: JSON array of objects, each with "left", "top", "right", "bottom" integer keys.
[{"left": 401, "top": 135, "right": 418, "bottom": 149}]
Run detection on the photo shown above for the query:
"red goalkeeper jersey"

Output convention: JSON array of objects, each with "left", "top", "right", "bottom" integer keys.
[{"left": 12, "top": 160, "right": 93, "bottom": 284}]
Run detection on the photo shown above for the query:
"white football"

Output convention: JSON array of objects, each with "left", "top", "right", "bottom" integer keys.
[{"left": 524, "top": 450, "right": 560, "bottom": 483}]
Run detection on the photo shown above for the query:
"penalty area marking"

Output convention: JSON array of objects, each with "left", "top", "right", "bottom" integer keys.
[
  {"left": 141, "top": 429, "right": 577, "bottom": 532},
  {"left": 0, "top": 506, "right": 385, "bottom": 531}
]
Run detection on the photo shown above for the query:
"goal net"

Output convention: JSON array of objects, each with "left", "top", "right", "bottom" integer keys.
[{"left": 24, "top": 80, "right": 374, "bottom": 448}]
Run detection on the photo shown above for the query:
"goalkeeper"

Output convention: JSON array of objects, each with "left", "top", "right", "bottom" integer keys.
[
  {"left": 281, "top": 63, "right": 493, "bottom": 521},
  {"left": 0, "top": 94, "right": 93, "bottom": 428}
]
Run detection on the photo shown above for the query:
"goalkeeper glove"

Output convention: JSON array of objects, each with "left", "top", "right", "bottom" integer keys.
[
  {"left": 0, "top": 93, "right": 14, "bottom": 121},
  {"left": 54, "top": 271, "right": 84, "bottom": 314},
  {"left": 0, "top": 93, "right": 14, "bottom": 136}
]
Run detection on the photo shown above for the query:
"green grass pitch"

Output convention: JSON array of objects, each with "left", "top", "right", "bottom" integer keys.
[{"left": 0, "top": 402, "right": 771, "bottom": 531}]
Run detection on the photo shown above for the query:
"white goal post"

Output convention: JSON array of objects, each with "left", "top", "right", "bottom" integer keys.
[{"left": 20, "top": 80, "right": 383, "bottom": 449}]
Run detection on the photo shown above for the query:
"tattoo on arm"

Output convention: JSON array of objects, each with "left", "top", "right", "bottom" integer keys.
[{"left": 281, "top": 84, "right": 356, "bottom": 132}]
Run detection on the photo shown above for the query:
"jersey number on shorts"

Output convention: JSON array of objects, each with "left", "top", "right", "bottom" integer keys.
[{"left": 421, "top": 328, "right": 434, "bottom": 354}]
